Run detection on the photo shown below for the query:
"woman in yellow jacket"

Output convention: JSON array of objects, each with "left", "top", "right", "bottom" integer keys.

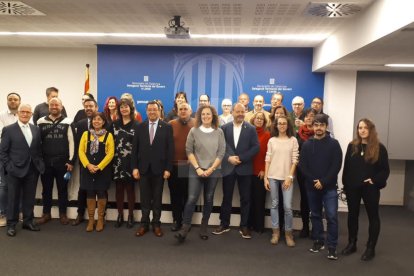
[{"left": 79, "top": 112, "right": 114, "bottom": 232}]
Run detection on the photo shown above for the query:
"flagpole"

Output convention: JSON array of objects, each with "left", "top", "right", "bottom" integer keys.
[{"left": 84, "top": 64, "right": 90, "bottom": 94}]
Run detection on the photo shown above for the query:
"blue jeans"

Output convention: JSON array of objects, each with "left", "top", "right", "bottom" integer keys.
[
  {"left": 307, "top": 188, "right": 338, "bottom": 249},
  {"left": 182, "top": 169, "right": 219, "bottom": 225},
  {"left": 269, "top": 179, "right": 293, "bottom": 231},
  {"left": 0, "top": 169, "right": 7, "bottom": 215}
]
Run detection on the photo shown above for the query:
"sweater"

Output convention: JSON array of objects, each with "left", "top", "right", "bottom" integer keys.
[
  {"left": 342, "top": 143, "right": 390, "bottom": 190},
  {"left": 33, "top": 102, "right": 67, "bottom": 125},
  {"left": 185, "top": 127, "right": 225, "bottom": 169},
  {"left": 299, "top": 135, "right": 342, "bottom": 190},
  {"left": 253, "top": 127, "right": 271, "bottom": 175},
  {"left": 170, "top": 118, "right": 195, "bottom": 165},
  {"left": 265, "top": 136, "right": 299, "bottom": 180}
]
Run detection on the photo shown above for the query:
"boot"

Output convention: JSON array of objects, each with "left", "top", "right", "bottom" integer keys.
[
  {"left": 270, "top": 228, "right": 280, "bottom": 245},
  {"left": 175, "top": 224, "right": 191, "bottom": 243},
  {"left": 86, "top": 199, "right": 96, "bottom": 232},
  {"left": 285, "top": 230, "right": 296, "bottom": 247},
  {"left": 126, "top": 214, "right": 134, "bottom": 229},
  {"left": 199, "top": 219, "right": 209, "bottom": 240},
  {"left": 342, "top": 238, "right": 357, "bottom": 256},
  {"left": 361, "top": 243, "right": 376, "bottom": 261},
  {"left": 114, "top": 213, "right": 124, "bottom": 228},
  {"left": 96, "top": 199, "right": 107, "bottom": 232}
]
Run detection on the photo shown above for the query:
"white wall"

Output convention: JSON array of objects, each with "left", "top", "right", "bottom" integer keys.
[{"left": 0, "top": 47, "right": 97, "bottom": 113}]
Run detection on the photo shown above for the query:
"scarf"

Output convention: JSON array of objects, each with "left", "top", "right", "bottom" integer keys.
[{"left": 89, "top": 129, "right": 107, "bottom": 155}]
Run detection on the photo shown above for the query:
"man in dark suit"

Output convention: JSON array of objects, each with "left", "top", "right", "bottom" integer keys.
[
  {"left": 71, "top": 98, "right": 98, "bottom": 226},
  {"left": 0, "top": 104, "right": 45, "bottom": 237},
  {"left": 213, "top": 103, "right": 259, "bottom": 239},
  {"left": 132, "top": 100, "right": 174, "bottom": 237}
]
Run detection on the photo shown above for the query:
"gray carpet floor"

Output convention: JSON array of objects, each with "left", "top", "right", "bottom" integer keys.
[{"left": 1, "top": 206, "right": 413, "bottom": 276}]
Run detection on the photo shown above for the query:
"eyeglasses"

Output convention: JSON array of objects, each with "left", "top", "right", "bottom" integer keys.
[
  {"left": 313, "top": 123, "right": 326, "bottom": 127},
  {"left": 292, "top": 103, "right": 303, "bottom": 106},
  {"left": 255, "top": 117, "right": 264, "bottom": 121},
  {"left": 312, "top": 101, "right": 322, "bottom": 105}
]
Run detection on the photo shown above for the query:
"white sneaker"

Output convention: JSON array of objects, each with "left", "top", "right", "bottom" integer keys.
[{"left": 0, "top": 215, "right": 7, "bottom": 227}]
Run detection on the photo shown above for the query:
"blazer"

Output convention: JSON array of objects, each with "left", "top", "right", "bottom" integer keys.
[
  {"left": 221, "top": 121, "right": 260, "bottom": 176},
  {"left": 132, "top": 119, "right": 174, "bottom": 175},
  {"left": 0, "top": 122, "right": 45, "bottom": 177}
]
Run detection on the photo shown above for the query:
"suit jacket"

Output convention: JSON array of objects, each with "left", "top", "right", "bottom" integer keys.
[
  {"left": 0, "top": 122, "right": 45, "bottom": 177},
  {"left": 132, "top": 119, "right": 174, "bottom": 175},
  {"left": 221, "top": 121, "right": 260, "bottom": 176}
]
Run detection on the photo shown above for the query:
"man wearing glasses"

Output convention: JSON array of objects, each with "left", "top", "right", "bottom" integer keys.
[{"left": 290, "top": 96, "right": 305, "bottom": 133}]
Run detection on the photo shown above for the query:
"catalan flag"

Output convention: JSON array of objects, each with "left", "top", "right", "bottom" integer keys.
[{"left": 84, "top": 64, "right": 90, "bottom": 94}]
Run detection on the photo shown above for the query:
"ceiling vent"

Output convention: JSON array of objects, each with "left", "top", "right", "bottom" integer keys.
[
  {"left": 0, "top": 1, "right": 45, "bottom": 16},
  {"left": 304, "top": 2, "right": 362, "bottom": 18}
]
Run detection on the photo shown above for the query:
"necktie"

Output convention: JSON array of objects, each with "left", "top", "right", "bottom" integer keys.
[
  {"left": 22, "top": 125, "right": 32, "bottom": 146},
  {"left": 149, "top": 122, "right": 155, "bottom": 145}
]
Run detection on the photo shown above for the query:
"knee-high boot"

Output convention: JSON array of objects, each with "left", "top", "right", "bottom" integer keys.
[
  {"left": 86, "top": 199, "right": 96, "bottom": 232},
  {"left": 96, "top": 199, "right": 107, "bottom": 232}
]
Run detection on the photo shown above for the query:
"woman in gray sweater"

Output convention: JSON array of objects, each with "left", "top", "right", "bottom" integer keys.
[{"left": 175, "top": 105, "right": 225, "bottom": 242}]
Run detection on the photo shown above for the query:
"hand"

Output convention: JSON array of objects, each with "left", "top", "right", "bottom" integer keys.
[
  {"left": 195, "top": 168, "right": 205, "bottom": 177},
  {"left": 65, "top": 163, "right": 73, "bottom": 172},
  {"left": 132, "top": 169, "right": 140, "bottom": 180},
  {"left": 203, "top": 168, "right": 214, "bottom": 177},
  {"left": 282, "top": 178, "right": 292, "bottom": 190},
  {"left": 313, "top": 179, "right": 323, "bottom": 190},
  {"left": 163, "top": 170, "right": 171, "bottom": 179},
  {"left": 86, "top": 164, "right": 96, "bottom": 174},
  {"left": 295, "top": 118, "right": 304, "bottom": 127},
  {"left": 364, "top": 178, "right": 374, "bottom": 185},
  {"left": 228, "top": 156, "right": 241, "bottom": 166},
  {"left": 258, "top": 171, "right": 265, "bottom": 180},
  {"left": 264, "top": 178, "right": 270, "bottom": 191}
]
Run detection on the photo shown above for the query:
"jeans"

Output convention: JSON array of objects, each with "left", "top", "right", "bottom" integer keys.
[
  {"left": 182, "top": 168, "right": 219, "bottom": 225},
  {"left": 40, "top": 162, "right": 68, "bottom": 214},
  {"left": 346, "top": 185, "right": 381, "bottom": 246},
  {"left": 0, "top": 169, "right": 7, "bottom": 215},
  {"left": 307, "top": 188, "right": 338, "bottom": 249},
  {"left": 269, "top": 178, "right": 293, "bottom": 231}
]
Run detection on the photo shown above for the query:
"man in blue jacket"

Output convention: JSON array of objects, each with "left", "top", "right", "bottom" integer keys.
[{"left": 300, "top": 114, "right": 342, "bottom": 260}]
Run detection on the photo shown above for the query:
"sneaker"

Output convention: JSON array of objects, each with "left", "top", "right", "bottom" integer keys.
[
  {"left": 239, "top": 227, "right": 252, "bottom": 239},
  {"left": 212, "top": 225, "right": 230, "bottom": 235},
  {"left": 309, "top": 241, "right": 325, "bottom": 253},
  {"left": 327, "top": 248, "right": 338, "bottom": 260},
  {"left": 0, "top": 215, "right": 6, "bottom": 227}
]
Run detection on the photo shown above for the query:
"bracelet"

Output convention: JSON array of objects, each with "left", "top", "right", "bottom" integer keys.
[
  {"left": 287, "top": 175, "right": 294, "bottom": 180},
  {"left": 194, "top": 166, "right": 200, "bottom": 170}
]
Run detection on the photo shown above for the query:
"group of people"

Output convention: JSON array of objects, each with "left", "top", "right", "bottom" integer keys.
[{"left": 0, "top": 88, "right": 390, "bottom": 262}]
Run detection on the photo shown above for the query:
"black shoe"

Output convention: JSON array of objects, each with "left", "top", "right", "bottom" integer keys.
[
  {"left": 170, "top": 221, "right": 182, "bottom": 232},
  {"left": 7, "top": 227, "right": 16, "bottom": 237},
  {"left": 114, "top": 214, "right": 124, "bottom": 228},
  {"left": 327, "top": 248, "right": 338, "bottom": 260},
  {"left": 71, "top": 215, "right": 85, "bottom": 226},
  {"left": 361, "top": 247, "right": 375, "bottom": 261},
  {"left": 174, "top": 232, "right": 186, "bottom": 243},
  {"left": 22, "top": 223, "right": 40, "bottom": 231},
  {"left": 309, "top": 241, "right": 325, "bottom": 253},
  {"left": 126, "top": 215, "right": 134, "bottom": 229},
  {"left": 342, "top": 241, "right": 357, "bottom": 256}
]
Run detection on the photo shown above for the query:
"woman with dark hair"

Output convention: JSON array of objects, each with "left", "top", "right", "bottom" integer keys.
[
  {"left": 120, "top": 93, "right": 143, "bottom": 123},
  {"left": 79, "top": 112, "right": 114, "bottom": 232},
  {"left": 103, "top": 96, "right": 119, "bottom": 124},
  {"left": 270, "top": 105, "right": 290, "bottom": 130},
  {"left": 341, "top": 118, "right": 390, "bottom": 261},
  {"left": 264, "top": 115, "right": 299, "bottom": 247},
  {"left": 112, "top": 98, "right": 139, "bottom": 228},
  {"left": 165, "top": 92, "right": 188, "bottom": 122},
  {"left": 175, "top": 105, "right": 225, "bottom": 242},
  {"left": 296, "top": 108, "right": 316, "bottom": 237},
  {"left": 248, "top": 111, "right": 271, "bottom": 233}
]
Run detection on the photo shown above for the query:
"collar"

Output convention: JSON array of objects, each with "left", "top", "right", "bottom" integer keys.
[{"left": 17, "top": 120, "right": 30, "bottom": 128}]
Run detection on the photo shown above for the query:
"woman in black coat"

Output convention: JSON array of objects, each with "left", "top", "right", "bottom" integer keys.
[{"left": 341, "top": 118, "right": 390, "bottom": 261}]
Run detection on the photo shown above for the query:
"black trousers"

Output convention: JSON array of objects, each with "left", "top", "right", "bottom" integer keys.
[
  {"left": 297, "top": 169, "right": 310, "bottom": 227},
  {"left": 167, "top": 165, "right": 189, "bottom": 224},
  {"left": 346, "top": 184, "right": 381, "bottom": 246},
  {"left": 140, "top": 172, "right": 164, "bottom": 228},
  {"left": 40, "top": 162, "right": 68, "bottom": 214},
  {"left": 248, "top": 175, "right": 266, "bottom": 232},
  {"left": 6, "top": 166, "right": 39, "bottom": 226}
]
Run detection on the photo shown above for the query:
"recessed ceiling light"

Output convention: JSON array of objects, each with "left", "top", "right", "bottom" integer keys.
[{"left": 385, "top": 64, "right": 414, "bottom": 67}]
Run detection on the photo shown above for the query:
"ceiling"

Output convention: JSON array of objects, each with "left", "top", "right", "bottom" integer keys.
[{"left": 0, "top": 0, "right": 413, "bottom": 71}]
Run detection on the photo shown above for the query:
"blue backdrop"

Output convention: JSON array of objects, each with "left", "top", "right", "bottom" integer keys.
[{"left": 97, "top": 45, "right": 324, "bottom": 119}]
